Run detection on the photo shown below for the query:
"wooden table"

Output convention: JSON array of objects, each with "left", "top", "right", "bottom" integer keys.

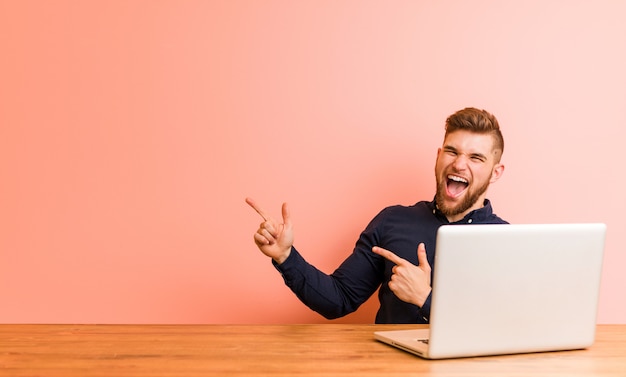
[{"left": 1, "top": 324, "right": 625, "bottom": 376}]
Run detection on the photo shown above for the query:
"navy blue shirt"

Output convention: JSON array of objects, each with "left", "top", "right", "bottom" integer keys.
[{"left": 273, "top": 198, "right": 508, "bottom": 324}]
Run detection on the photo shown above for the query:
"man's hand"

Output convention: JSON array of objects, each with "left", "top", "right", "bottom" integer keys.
[
  {"left": 372, "top": 243, "right": 432, "bottom": 307},
  {"left": 245, "top": 197, "right": 294, "bottom": 264}
]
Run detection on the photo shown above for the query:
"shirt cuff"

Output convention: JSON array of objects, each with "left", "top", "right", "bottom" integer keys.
[
  {"left": 417, "top": 291, "right": 432, "bottom": 323},
  {"left": 271, "top": 246, "right": 299, "bottom": 274}
]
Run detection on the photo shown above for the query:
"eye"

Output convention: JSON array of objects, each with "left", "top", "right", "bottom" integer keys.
[
  {"left": 443, "top": 148, "right": 457, "bottom": 156},
  {"left": 470, "top": 155, "right": 486, "bottom": 162}
]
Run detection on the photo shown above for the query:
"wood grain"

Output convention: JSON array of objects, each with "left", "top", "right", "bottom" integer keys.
[{"left": 1, "top": 324, "right": 625, "bottom": 376}]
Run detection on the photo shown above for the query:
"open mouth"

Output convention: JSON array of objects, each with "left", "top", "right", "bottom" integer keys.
[{"left": 446, "top": 175, "right": 469, "bottom": 198}]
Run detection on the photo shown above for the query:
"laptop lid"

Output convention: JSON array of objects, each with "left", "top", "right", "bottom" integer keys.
[{"left": 375, "top": 223, "right": 607, "bottom": 359}]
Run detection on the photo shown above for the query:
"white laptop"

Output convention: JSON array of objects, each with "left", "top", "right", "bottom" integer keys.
[{"left": 374, "top": 223, "right": 607, "bottom": 359}]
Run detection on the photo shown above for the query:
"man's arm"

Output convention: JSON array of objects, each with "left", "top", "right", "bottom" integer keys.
[{"left": 246, "top": 197, "right": 383, "bottom": 319}]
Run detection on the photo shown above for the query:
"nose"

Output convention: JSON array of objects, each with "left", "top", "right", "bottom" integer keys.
[{"left": 451, "top": 154, "right": 469, "bottom": 171}]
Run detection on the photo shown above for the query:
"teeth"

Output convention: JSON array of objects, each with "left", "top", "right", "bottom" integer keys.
[{"left": 447, "top": 175, "right": 468, "bottom": 183}]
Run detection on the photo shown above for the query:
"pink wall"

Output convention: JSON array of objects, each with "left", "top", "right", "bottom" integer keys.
[{"left": 1, "top": 1, "right": 624, "bottom": 324}]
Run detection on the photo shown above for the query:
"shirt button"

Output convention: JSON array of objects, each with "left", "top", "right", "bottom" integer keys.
[{"left": 468, "top": 219, "right": 473, "bottom": 223}]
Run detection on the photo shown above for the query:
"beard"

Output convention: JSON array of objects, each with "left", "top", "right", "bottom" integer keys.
[{"left": 435, "top": 177, "right": 490, "bottom": 219}]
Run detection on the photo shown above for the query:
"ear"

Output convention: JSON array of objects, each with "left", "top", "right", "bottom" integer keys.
[
  {"left": 489, "top": 163, "right": 505, "bottom": 183},
  {"left": 435, "top": 148, "right": 442, "bottom": 174}
]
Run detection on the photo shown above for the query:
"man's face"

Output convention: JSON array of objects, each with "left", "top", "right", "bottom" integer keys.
[{"left": 434, "top": 130, "right": 504, "bottom": 222}]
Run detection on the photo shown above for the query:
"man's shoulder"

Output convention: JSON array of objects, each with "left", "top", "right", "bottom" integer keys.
[
  {"left": 476, "top": 199, "right": 508, "bottom": 224},
  {"left": 484, "top": 215, "right": 509, "bottom": 224},
  {"left": 377, "top": 200, "right": 433, "bottom": 218}
]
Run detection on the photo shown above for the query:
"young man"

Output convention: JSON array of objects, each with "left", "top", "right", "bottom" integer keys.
[{"left": 246, "top": 107, "right": 506, "bottom": 323}]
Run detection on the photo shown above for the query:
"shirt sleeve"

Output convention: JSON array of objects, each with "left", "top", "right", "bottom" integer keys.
[
  {"left": 417, "top": 291, "right": 432, "bottom": 323},
  {"left": 272, "top": 242, "right": 383, "bottom": 319}
]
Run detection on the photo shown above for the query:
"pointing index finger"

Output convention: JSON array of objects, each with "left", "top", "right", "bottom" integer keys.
[
  {"left": 372, "top": 246, "right": 406, "bottom": 266},
  {"left": 245, "top": 197, "right": 269, "bottom": 221}
]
